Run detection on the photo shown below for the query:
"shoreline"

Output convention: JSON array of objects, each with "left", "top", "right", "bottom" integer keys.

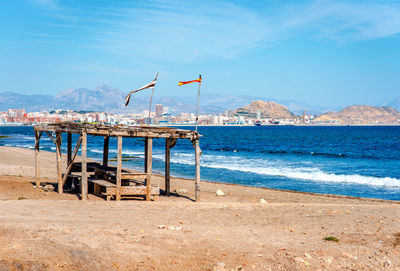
[
  {"left": 1, "top": 123, "right": 400, "bottom": 127},
  {"left": 0, "top": 144, "right": 399, "bottom": 202}
]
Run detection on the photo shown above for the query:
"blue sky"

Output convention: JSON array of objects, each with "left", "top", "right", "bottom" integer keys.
[{"left": 1, "top": 0, "right": 400, "bottom": 107}]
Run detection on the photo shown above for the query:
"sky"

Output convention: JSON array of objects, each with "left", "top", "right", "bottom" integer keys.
[{"left": 0, "top": 0, "right": 400, "bottom": 107}]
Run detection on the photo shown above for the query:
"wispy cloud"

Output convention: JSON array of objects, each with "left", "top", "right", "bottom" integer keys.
[
  {"left": 30, "top": 0, "right": 400, "bottom": 63},
  {"left": 90, "top": 1, "right": 268, "bottom": 63},
  {"left": 281, "top": 0, "right": 400, "bottom": 42}
]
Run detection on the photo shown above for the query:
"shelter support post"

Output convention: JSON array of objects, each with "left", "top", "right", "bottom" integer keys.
[
  {"left": 34, "top": 131, "right": 42, "bottom": 188},
  {"left": 56, "top": 132, "right": 63, "bottom": 194},
  {"left": 145, "top": 137, "right": 153, "bottom": 201},
  {"left": 103, "top": 136, "right": 109, "bottom": 167},
  {"left": 67, "top": 133, "right": 72, "bottom": 165},
  {"left": 195, "top": 139, "right": 200, "bottom": 202},
  {"left": 61, "top": 135, "right": 82, "bottom": 186},
  {"left": 81, "top": 131, "right": 87, "bottom": 200},
  {"left": 165, "top": 138, "right": 171, "bottom": 196},
  {"left": 116, "top": 136, "right": 122, "bottom": 201}
]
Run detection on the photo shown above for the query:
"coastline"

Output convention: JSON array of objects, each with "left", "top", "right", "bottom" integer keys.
[
  {"left": 1, "top": 122, "right": 400, "bottom": 128},
  {"left": 0, "top": 146, "right": 400, "bottom": 270}
]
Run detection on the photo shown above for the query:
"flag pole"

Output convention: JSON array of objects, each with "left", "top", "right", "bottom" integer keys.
[
  {"left": 147, "top": 73, "right": 158, "bottom": 125},
  {"left": 195, "top": 74, "right": 201, "bottom": 133}
]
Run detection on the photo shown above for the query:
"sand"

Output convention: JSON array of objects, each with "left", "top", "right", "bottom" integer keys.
[{"left": 0, "top": 146, "right": 399, "bottom": 270}]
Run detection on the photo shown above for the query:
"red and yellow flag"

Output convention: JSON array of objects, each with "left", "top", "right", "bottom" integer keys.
[{"left": 178, "top": 75, "right": 202, "bottom": 86}]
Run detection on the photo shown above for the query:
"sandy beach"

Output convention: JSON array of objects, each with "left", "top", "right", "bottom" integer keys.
[{"left": 0, "top": 146, "right": 399, "bottom": 270}]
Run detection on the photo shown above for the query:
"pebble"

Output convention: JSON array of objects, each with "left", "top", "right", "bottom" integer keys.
[
  {"left": 259, "top": 198, "right": 267, "bottom": 204},
  {"left": 324, "top": 256, "right": 333, "bottom": 264},
  {"left": 295, "top": 257, "right": 304, "bottom": 263},
  {"left": 174, "top": 188, "right": 188, "bottom": 194},
  {"left": 62, "top": 228, "right": 71, "bottom": 234},
  {"left": 304, "top": 253, "right": 312, "bottom": 259},
  {"left": 168, "top": 226, "right": 182, "bottom": 231},
  {"left": 216, "top": 189, "right": 226, "bottom": 196},
  {"left": 213, "top": 262, "right": 226, "bottom": 271},
  {"left": 42, "top": 184, "right": 54, "bottom": 192}
]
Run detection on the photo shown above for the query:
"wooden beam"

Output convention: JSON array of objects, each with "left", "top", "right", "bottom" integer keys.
[
  {"left": 67, "top": 133, "right": 72, "bottom": 165},
  {"left": 195, "top": 139, "right": 201, "bottom": 202},
  {"left": 34, "top": 131, "right": 42, "bottom": 188},
  {"left": 61, "top": 135, "right": 82, "bottom": 186},
  {"left": 81, "top": 131, "right": 87, "bottom": 200},
  {"left": 45, "top": 131, "right": 56, "bottom": 145},
  {"left": 165, "top": 138, "right": 171, "bottom": 196},
  {"left": 56, "top": 132, "right": 63, "bottom": 194},
  {"left": 145, "top": 137, "right": 153, "bottom": 201},
  {"left": 103, "top": 136, "right": 109, "bottom": 167},
  {"left": 116, "top": 136, "right": 122, "bottom": 201}
]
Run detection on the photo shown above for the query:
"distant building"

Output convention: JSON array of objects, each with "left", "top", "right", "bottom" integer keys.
[
  {"left": 256, "top": 110, "right": 261, "bottom": 120},
  {"left": 8, "top": 108, "right": 25, "bottom": 118},
  {"left": 155, "top": 104, "right": 163, "bottom": 117}
]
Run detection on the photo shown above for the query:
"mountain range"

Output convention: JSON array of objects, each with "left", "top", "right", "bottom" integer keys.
[
  {"left": 0, "top": 84, "right": 399, "bottom": 116},
  {"left": 314, "top": 105, "right": 400, "bottom": 124}
]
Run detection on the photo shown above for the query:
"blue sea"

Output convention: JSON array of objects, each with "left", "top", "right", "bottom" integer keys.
[{"left": 1, "top": 125, "right": 399, "bottom": 201}]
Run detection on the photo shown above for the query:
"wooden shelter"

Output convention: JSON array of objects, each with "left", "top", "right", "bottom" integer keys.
[{"left": 33, "top": 123, "right": 201, "bottom": 201}]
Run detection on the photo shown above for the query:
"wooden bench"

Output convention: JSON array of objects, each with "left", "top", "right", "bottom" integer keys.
[
  {"left": 88, "top": 178, "right": 116, "bottom": 200},
  {"left": 88, "top": 178, "right": 159, "bottom": 201}
]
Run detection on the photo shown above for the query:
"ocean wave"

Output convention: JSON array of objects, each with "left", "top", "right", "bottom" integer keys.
[
  {"left": 205, "top": 163, "right": 400, "bottom": 188},
  {"left": 153, "top": 152, "right": 400, "bottom": 188},
  {"left": 206, "top": 146, "right": 347, "bottom": 158}
]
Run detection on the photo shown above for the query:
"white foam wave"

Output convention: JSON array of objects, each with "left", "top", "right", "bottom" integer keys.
[
  {"left": 152, "top": 151, "right": 400, "bottom": 188},
  {"left": 122, "top": 150, "right": 144, "bottom": 156},
  {"left": 205, "top": 163, "right": 400, "bottom": 188}
]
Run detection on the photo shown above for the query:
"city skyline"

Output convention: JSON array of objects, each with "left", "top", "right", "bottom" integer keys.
[{"left": 1, "top": 0, "right": 400, "bottom": 107}]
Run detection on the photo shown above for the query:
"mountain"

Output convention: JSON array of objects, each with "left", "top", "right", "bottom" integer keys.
[
  {"left": 233, "top": 100, "right": 296, "bottom": 119},
  {"left": 314, "top": 105, "right": 400, "bottom": 124},
  {"left": 0, "top": 84, "right": 333, "bottom": 115},
  {"left": 387, "top": 97, "right": 400, "bottom": 111},
  {"left": 54, "top": 84, "right": 126, "bottom": 113},
  {"left": 0, "top": 92, "right": 54, "bottom": 112}
]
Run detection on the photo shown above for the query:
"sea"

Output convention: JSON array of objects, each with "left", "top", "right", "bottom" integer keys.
[{"left": 0, "top": 125, "right": 399, "bottom": 201}]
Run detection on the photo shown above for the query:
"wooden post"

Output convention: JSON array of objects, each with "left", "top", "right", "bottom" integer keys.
[
  {"left": 116, "top": 136, "right": 122, "bottom": 201},
  {"left": 56, "top": 132, "right": 63, "bottom": 194},
  {"left": 81, "top": 131, "right": 87, "bottom": 200},
  {"left": 145, "top": 137, "right": 153, "bottom": 201},
  {"left": 195, "top": 139, "right": 200, "bottom": 202},
  {"left": 165, "top": 138, "right": 171, "bottom": 196},
  {"left": 144, "top": 138, "right": 148, "bottom": 173},
  {"left": 34, "top": 130, "right": 41, "bottom": 188},
  {"left": 103, "top": 136, "right": 109, "bottom": 167},
  {"left": 61, "top": 135, "right": 82, "bottom": 186},
  {"left": 67, "top": 133, "right": 72, "bottom": 165}
]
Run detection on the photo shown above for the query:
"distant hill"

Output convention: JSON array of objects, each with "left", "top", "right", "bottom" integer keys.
[
  {"left": 315, "top": 105, "right": 400, "bottom": 124},
  {"left": 233, "top": 100, "right": 296, "bottom": 119},
  {"left": 0, "top": 84, "right": 334, "bottom": 115}
]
